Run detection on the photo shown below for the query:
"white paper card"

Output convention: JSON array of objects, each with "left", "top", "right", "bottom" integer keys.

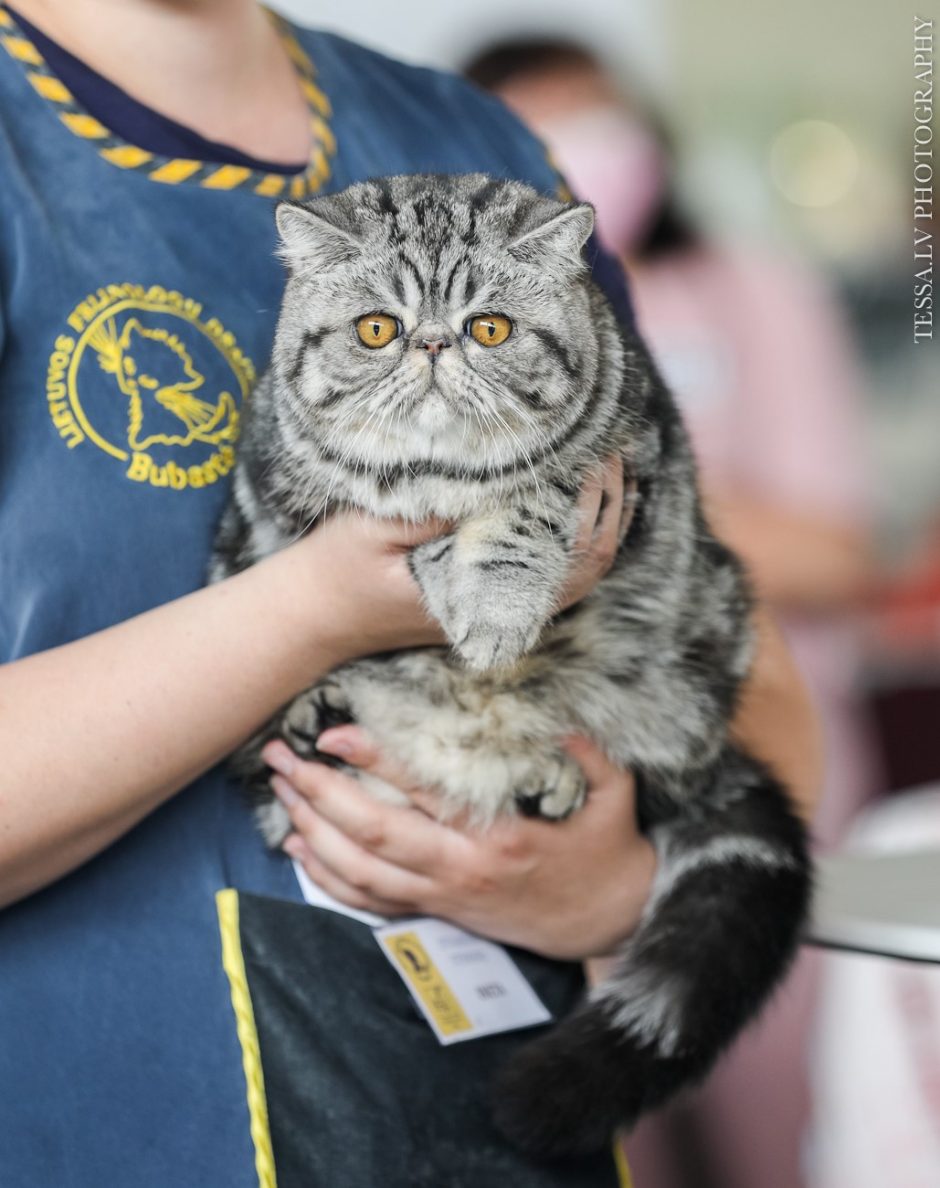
[
  {"left": 375, "top": 917, "right": 552, "bottom": 1045},
  {"left": 292, "top": 859, "right": 388, "bottom": 928}
]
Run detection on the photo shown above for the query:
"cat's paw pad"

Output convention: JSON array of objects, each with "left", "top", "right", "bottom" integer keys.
[
  {"left": 513, "top": 755, "right": 586, "bottom": 820},
  {"left": 281, "top": 679, "right": 353, "bottom": 757}
]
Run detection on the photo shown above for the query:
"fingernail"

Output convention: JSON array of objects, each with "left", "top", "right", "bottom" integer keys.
[
  {"left": 315, "top": 726, "right": 363, "bottom": 761},
  {"left": 270, "top": 774, "right": 300, "bottom": 807},
  {"left": 262, "top": 741, "right": 296, "bottom": 776}
]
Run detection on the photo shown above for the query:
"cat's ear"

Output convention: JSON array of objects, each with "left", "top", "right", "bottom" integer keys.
[
  {"left": 275, "top": 201, "right": 362, "bottom": 274},
  {"left": 508, "top": 203, "right": 595, "bottom": 274}
]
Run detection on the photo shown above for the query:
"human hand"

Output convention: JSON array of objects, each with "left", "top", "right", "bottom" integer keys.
[
  {"left": 557, "top": 453, "right": 633, "bottom": 611},
  {"left": 262, "top": 728, "right": 656, "bottom": 961},
  {"left": 288, "top": 453, "right": 630, "bottom": 665},
  {"left": 289, "top": 510, "right": 452, "bottom": 660}
]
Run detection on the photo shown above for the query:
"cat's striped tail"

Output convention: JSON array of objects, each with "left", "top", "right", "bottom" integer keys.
[{"left": 493, "top": 746, "right": 812, "bottom": 1157}]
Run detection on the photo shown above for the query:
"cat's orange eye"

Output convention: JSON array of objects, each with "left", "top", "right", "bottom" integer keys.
[
  {"left": 356, "top": 313, "right": 400, "bottom": 349},
  {"left": 467, "top": 314, "right": 512, "bottom": 347}
]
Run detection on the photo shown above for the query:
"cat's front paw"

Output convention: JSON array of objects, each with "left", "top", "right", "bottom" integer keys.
[
  {"left": 513, "top": 752, "right": 586, "bottom": 820},
  {"left": 410, "top": 535, "right": 555, "bottom": 672},
  {"left": 255, "top": 797, "right": 293, "bottom": 849},
  {"left": 453, "top": 613, "right": 541, "bottom": 672}
]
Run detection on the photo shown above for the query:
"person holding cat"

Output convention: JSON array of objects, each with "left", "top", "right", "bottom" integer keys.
[{"left": 0, "top": 1, "right": 821, "bottom": 1185}]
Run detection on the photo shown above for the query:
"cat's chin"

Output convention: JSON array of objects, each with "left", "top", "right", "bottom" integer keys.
[{"left": 413, "top": 390, "right": 461, "bottom": 435}]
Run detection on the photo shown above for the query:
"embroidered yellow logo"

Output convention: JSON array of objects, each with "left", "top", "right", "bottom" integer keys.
[{"left": 47, "top": 284, "right": 255, "bottom": 490}]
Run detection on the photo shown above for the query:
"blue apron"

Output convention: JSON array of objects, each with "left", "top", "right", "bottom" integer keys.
[{"left": 0, "top": 9, "right": 632, "bottom": 1184}]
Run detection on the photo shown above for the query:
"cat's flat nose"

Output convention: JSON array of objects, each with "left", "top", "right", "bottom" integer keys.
[{"left": 420, "top": 337, "right": 452, "bottom": 358}]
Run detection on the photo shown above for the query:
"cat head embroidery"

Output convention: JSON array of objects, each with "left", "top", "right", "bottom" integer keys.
[{"left": 89, "top": 316, "right": 238, "bottom": 452}]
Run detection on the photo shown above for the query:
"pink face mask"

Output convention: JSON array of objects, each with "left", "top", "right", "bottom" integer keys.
[{"left": 539, "top": 107, "right": 667, "bottom": 256}]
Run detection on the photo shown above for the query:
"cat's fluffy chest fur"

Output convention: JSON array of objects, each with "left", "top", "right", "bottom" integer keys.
[{"left": 210, "top": 174, "right": 810, "bottom": 1157}]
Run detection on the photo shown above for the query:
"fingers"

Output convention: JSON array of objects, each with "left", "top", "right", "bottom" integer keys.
[
  {"left": 590, "top": 455, "right": 625, "bottom": 563},
  {"left": 558, "top": 455, "right": 627, "bottom": 610},
  {"left": 572, "top": 467, "right": 605, "bottom": 555},
  {"left": 263, "top": 740, "right": 457, "bottom": 876},
  {"left": 282, "top": 833, "right": 415, "bottom": 916},
  {"left": 314, "top": 728, "right": 423, "bottom": 795},
  {"left": 315, "top": 726, "right": 448, "bottom": 818},
  {"left": 322, "top": 506, "right": 455, "bottom": 552},
  {"left": 561, "top": 734, "right": 636, "bottom": 804},
  {"left": 272, "top": 774, "right": 434, "bottom": 906},
  {"left": 370, "top": 514, "right": 455, "bottom": 551}
]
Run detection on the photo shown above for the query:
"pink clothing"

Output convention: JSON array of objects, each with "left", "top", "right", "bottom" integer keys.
[{"left": 633, "top": 244, "right": 865, "bottom": 522}]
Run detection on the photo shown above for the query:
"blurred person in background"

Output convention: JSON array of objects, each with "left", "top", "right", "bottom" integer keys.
[{"left": 466, "top": 39, "right": 878, "bottom": 1188}]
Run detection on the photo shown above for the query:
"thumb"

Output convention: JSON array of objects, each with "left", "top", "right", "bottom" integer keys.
[
  {"left": 373, "top": 515, "right": 454, "bottom": 551},
  {"left": 561, "top": 735, "right": 635, "bottom": 802}
]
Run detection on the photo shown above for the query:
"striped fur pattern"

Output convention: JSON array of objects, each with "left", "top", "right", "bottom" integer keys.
[{"left": 210, "top": 174, "right": 811, "bottom": 1156}]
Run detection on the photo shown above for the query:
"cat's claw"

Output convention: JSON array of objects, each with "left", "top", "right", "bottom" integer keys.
[{"left": 280, "top": 678, "right": 354, "bottom": 757}]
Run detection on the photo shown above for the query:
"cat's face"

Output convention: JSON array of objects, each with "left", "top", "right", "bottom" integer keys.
[{"left": 272, "top": 175, "right": 601, "bottom": 474}]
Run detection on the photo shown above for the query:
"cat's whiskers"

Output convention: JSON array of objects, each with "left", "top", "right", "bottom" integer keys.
[
  {"left": 478, "top": 401, "right": 552, "bottom": 537},
  {"left": 293, "top": 398, "right": 380, "bottom": 535},
  {"left": 469, "top": 381, "right": 554, "bottom": 535}
]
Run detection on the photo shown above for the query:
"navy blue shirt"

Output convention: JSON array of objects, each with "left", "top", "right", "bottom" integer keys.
[{"left": 0, "top": 7, "right": 633, "bottom": 1185}]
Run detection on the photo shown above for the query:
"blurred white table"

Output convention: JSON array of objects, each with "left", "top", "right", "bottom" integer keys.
[{"left": 807, "top": 847, "right": 940, "bottom": 964}]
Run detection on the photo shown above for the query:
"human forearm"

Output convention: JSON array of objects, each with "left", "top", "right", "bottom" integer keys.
[
  {"left": 707, "top": 494, "right": 871, "bottom": 611},
  {"left": 0, "top": 505, "right": 458, "bottom": 907},
  {"left": 0, "top": 544, "right": 350, "bottom": 905},
  {"left": 731, "top": 605, "right": 823, "bottom": 824}
]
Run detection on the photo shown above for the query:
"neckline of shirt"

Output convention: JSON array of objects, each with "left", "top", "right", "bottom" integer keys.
[{"left": 0, "top": 3, "right": 337, "bottom": 198}]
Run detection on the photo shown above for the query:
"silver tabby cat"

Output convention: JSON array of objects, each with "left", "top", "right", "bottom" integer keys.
[{"left": 210, "top": 174, "right": 811, "bottom": 1156}]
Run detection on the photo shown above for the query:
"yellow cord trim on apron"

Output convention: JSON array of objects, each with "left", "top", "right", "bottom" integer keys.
[
  {"left": 613, "top": 1140, "right": 634, "bottom": 1188},
  {"left": 216, "top": 889, "right": 278, "bottom": 1188}
]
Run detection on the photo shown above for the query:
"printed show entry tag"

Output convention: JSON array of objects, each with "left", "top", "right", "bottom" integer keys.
[
  {"left": 375, "top": 918, "right": 551, "bottom": 1046},
  {"left": 292, "top": 861, "right": 551, "bottom": 1045}
]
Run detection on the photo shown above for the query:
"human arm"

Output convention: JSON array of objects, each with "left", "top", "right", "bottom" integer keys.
[
  {"left": 0, "top": 513, "right": 449, "bottom": 908},
  {"left": 710, "top": 250, "right": 872, "bottom": 614},
  {"left": 705, "top": 494, "right": 872, "bottom": 611}
]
